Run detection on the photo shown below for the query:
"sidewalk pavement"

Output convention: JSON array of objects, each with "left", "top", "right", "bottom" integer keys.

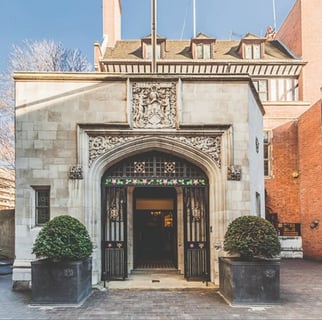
[{"left": 0, "top": 258, "right": 321, "bottom": 320}]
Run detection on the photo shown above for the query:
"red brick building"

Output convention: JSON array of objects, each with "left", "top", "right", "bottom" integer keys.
[
  {"left": 266, "top": 0, "right": 322, "bottom": 259},
  {"left": 297, "top": 102, "right": 322, "bottom": 259}
]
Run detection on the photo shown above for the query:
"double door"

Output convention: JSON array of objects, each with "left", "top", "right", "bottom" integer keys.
[{"left": 102, "top": 186, "right": 209, "bottom": 281}]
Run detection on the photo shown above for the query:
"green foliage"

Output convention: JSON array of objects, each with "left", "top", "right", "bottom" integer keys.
[
  {"left": 32, "top": 215, "right": 93, "bottom": 261},
  {"left": 223, "top": 215, "right": 281, "bottom": 260}
]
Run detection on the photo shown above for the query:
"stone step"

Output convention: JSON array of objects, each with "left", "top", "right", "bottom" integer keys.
[{"left": 131, "top": 268, "right": 181, "bottom": 274}]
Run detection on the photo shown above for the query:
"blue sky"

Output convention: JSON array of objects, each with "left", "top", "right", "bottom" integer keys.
[{"left": 0, "top": 0, "right": 296, "bottom": 72}]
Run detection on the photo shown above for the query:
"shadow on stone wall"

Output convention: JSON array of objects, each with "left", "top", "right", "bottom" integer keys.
[{"left": 0, "top": 209, "right": 15, "bottom": 259}]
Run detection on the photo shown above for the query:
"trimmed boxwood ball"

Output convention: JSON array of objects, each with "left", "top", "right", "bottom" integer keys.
[
  {"left": 223, "top": 215, "right": 281, "bottom": 260},
  {"left": 32, "top": 215, "right": 93, "bottom": 261}
]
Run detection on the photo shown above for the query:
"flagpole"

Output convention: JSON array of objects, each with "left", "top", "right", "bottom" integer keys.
[
  {"left": 151, "top": 0, "right": 157, "bottom": 73},
  {"left": 272, "top": 0, "right": 277, "bottom": 31},
  {"left": 193, "top": 0, "right": 196, "bottom": 37}
]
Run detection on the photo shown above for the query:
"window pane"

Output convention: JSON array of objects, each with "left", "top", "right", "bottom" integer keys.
[
  {"left": 253, "top": 44, "right": 261, "bottom": 59},
  {"left": 37, "top": 208, "right": 50, "bottom": 225},
  {"left": 253, "top": 80, "right": 268, "bottom": 101},
  {"left": 264, "top": 161, "right": 269, "bottom": 176},
  {"left": 259, "top": 80, "right": 267, "bottom": 92},
  {"left": 253, "top": 81, "right": 259, "bottom": 91},
  {"left": 146, "top": 45, "right": 152, "bottom": 59},
  {"left": 263, "top": 131, "right": 271, "bottom": 177},
  {"left": 156, "top": 45, "right": 161, "bottom": 59},
  {"left": 35, "top": 188, "right": 50, "bottom": 225},
  {"left": 270, "top": 79, "right": 277, "bottom": 101},
  {"left": 263, "top": 131, "right": 268, "bottom": 143},
  {"left": 286, "top": 79, "right": 291, "bottom": 101},
  {"left": 259, "top": 80, "right": 268, "bottom": 101},
  {"left": 38, "top": 191, "right": 49, "bottom": 206},
  {"left": 264, "top": 147, "right": 269, "bottom": 158},
  {"left": 278, "top": 79, "right": 285, "bottom": 101},
  {"left": 294, "top": 80, "right": 299, "bottom": 101},
  {"left": 146, "top": 45, "right": 160, "bottom": 59},
  {"left": 203, "top": 44, "right": 211, "bottom": 59},
  {"left": 245, "top": 44, "right": 252, "bottom": 59},
  {"left": 196, "top": 45, "right": 203, "bottom": 59}
]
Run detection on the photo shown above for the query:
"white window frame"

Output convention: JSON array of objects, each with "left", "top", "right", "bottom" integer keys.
[
  {"left": 196, "top": 43, "right": 211, "bottom": 59},
  {"left": 145, "top": 44, "right": 161, "bottom": 59},
  {"left": 254, "top": 78, "right": 299, "bottom": 102},
  {"left": 244, "top": 43, "right": 261, "bottom": 59},
  {"left": 253, "top": 79, "right": 268, "bottom": 101},
  {"left": 269, "top": 78, "right": 299, "bottom": 102}
]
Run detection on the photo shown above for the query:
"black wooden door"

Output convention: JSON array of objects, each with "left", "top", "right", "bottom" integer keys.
[
  {"left": 183, "top": 187, "right": 210, "bottom": 281},
  {"left": 103, "top": 186, "right": 127, "bottom": 280}
]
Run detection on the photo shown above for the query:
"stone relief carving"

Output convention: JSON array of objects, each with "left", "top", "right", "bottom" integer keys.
[
  {"left": 166, "top": 136, "right": 221, "bottom": 168},
  {"left": 88, "top": 134, "right": 222, "bottom": 168},
  {"left": 227, "top": 165, "right": 242, "bottom": 181},
  {"left": 69, "top": 165, "right": 83, "bottom": 179},
  {"left": 89, "top": 135, "right": 138, "bottom": 166},
  {"left": 131, "top": 82, "right": 177, "bottom": 129}
]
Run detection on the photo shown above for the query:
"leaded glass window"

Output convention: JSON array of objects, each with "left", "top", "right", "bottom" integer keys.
[{"left": 33, "top": 186, "right": 50, "bottom": 225}]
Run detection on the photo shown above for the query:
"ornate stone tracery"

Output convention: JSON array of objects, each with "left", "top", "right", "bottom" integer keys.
[
  {"left": 89, "top": 135, "right": 137, "bottom": 166},
  {"left": 167, "top": 136, "right": 222, "bottom": 168},
  {"left": 88, "top": 134, "right": 222, "bottom": 167},
  {"left": 131, "top": 82, "right": 177, "bottom": 129}
]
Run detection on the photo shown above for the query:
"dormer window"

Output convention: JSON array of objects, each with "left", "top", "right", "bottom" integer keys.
[
  {"left": 238, "top": 33, "right": 265, "bottom": 59},
  {"left": 141, "top": 35, "right": 166, "bottom": 59},
  {"left": 145, "top": 44, "right": 161, "bottom": 59},
  {"left": 196, "top": 43, "right": 211, "bottom": 59},
  {"left": 191, "top": 33, "right": 216, "bottom": 59},
  {"left": 244, "top": 43, "right": 261, "bottom": 59}
]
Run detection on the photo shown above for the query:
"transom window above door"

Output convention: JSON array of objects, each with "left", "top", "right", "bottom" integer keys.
[{"left": 104, "top": 151, "right": 208, "bottom": 187}]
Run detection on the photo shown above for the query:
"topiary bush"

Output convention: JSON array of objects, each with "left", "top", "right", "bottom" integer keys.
[
  {"left": 223, "top": 215, "right": 281, "bottom": 260},
  {"left": 32, "top": 215, "right": 93, "bottom": 261}
]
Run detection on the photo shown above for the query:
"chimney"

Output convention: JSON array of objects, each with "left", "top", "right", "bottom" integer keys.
[{"left": 102, "top": 0, "right": 122, "bottom": 49}]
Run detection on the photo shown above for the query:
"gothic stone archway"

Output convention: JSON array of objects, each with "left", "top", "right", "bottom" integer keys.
[{"left": 101, "top": 151, "right": 210, "bottom": 282}]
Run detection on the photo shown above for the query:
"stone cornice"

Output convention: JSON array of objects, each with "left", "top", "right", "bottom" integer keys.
[
  {"left": 99, "top": 59, "right": 305, "bottom": 76},
  {"left": 13, "top": 72, "right": 254, "bottom": 81}
]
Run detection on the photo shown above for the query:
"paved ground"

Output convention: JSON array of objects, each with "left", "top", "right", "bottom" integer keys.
[{"left": 0, "top": 259, "right": 322, "bottom": 319}]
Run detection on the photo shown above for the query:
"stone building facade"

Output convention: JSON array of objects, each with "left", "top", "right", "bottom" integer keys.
[
  {"left": 13, "top": 72, "right": 264, "bottom": 287},
  {"left": 14, "top": 0, "right": 322, "bottom": 288}
]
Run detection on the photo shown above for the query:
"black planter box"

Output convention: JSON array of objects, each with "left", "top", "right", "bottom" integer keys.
[
  {"left": 219, "top": 257, "right": 280, "bottom": 305},
  {"left": 31, "top": 257, "right": 92, "bottom": 305}
]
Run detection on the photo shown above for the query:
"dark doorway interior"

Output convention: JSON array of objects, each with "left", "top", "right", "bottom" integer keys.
[{"left": 134, "top": 187, "right": 177, "bottom": 268}]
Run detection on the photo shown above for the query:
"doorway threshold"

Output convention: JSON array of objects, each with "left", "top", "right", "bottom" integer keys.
[
  {"left": 103, "top": 272, "right": 218, "bottom": 290},
  {"left": 132, "top": 268, "right": 179, "bottom": 274}
]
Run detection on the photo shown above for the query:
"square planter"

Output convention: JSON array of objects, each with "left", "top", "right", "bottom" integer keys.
[
  {"left": 219, "top": 257, "right": 280, "bottom": 305},
  {"left": 31, "top": 257, "right": 92, "bottom": 305}
]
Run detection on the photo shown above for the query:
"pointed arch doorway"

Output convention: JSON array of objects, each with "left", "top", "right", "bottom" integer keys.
[{"left": 101, "top": 151, "right": 210, "bottom": 282}]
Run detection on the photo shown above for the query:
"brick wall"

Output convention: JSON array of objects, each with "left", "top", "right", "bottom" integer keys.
[
  {"left": 298, "top": 101, "right": 322, "bottom": 259},
  {"left": 265, "top": 121, "right": 301, "bottom": 224},
  {"left": 277, "top": 0, "right": 322, "bottom": 105},
  {"left": 276, "top": 0, "right": 302, "bottom": 57}
]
